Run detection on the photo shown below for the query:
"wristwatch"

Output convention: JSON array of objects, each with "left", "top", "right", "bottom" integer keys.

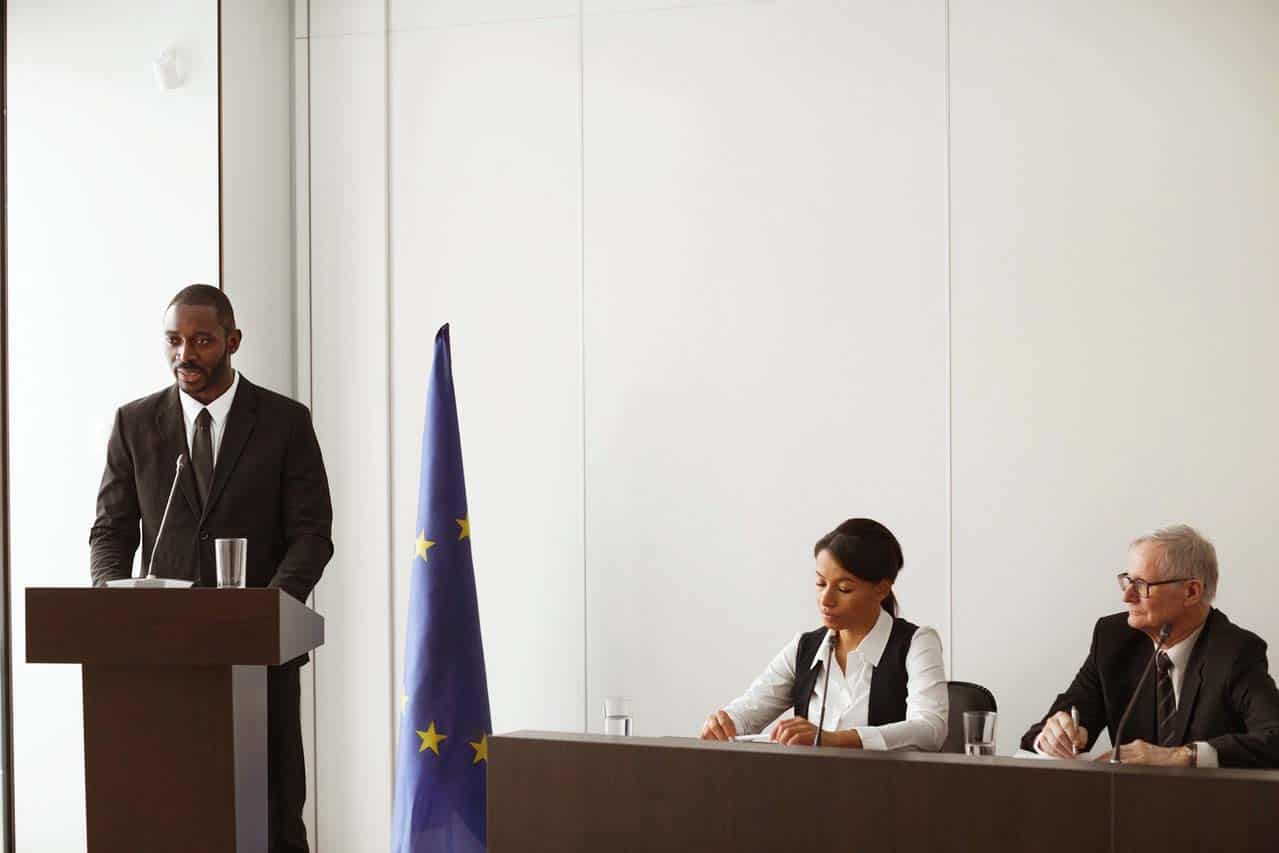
[{"left": 1185, "top": 742, "right": 1198, "bottom": 768}]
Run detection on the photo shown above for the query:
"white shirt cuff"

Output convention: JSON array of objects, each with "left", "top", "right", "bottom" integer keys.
[
  {"left": 1195, "top": 741, "right": 1218, "bottom": 768},
  {"left": 856, "top": 726, "right": 888, "bottom": 751},
  {"left": 1032, "top": 730, "right": 1075, "bottom": 757}
]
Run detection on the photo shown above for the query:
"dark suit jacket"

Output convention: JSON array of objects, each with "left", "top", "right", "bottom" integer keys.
[
  {"left": 1021, "top": 609, "right": 1279, "bottom": 768},
  {"left": 90, "top": 376, "right": 334, "bottom": 606}
]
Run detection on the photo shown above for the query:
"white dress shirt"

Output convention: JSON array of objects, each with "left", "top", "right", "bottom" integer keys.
[
  {"left": 722, "top": 608, "right": 949, "bottom": 751},
  {"left": 1034, "top": 621, "right": 1217, "bottom": 767},
  {"left": 178, "top": 369, "right": 240, "bottom": 465}
]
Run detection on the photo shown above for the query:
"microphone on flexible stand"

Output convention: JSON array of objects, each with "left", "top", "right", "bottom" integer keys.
[
  {"left": 105, "top": 455, "right": 195, "bottom": 589},
  {"left": 813, "top": 632, "right": 838, "bottom": 747},
  {"left": 1109, "top": 622, "right": 1172, "bottom": 764}
]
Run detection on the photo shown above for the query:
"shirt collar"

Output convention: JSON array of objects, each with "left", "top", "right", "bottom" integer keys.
[
  {"left": 809, "top": 607, "right": 894, "bottom": 671},
  {"left": 1161, "top": 619, "right": 1206, "bottom": 673},
  {"left": 179, "top": 369, "right": 240, "bottom": 428}
]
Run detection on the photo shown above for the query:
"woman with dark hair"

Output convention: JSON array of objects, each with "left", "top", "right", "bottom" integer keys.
[{"left": 699, "top": 518, "right": 948, "bottom": 750}]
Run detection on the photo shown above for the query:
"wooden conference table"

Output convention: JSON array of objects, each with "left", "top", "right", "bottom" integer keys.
[{"left": 489, "top": 731, "right": 1279, "bottom": 853}]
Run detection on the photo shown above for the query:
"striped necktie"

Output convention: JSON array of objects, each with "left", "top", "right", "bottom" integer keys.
[{"left": 1156, "top": 651, "right": 1177, "bottom": 746}]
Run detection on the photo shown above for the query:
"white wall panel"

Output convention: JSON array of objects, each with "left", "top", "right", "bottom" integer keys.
[
  {"left": 584, "top": 0, "right": 753, "bottom": 13},
  {"left": 583, "top": 0, "right": 948, "bottom": 737},
  {"left": 950, "top": 0, "right": 1279, "bottom": 754},
  {"left": 391, "top": 0, "right": 577, "bottom": 32},
  {"left": 295, "top": 39, "right": 314, "bottom": 407},
  {"left": 307, "top": 29, "right": 393, "bottom": 853},
  {"left": 292, "top": 26, "right": 320, "bottom": 843},
  {"left": 221, "top": 0, "right": 296, "bottom": 397},
  {"left": 6, "top": 1, "right": 219, "bottom": 849},
  {"left": 388, "top": 16, "right": 584, "bottom": 736},
  {"left": 310, "top": 0, "right": 385, "bottom": 37}
]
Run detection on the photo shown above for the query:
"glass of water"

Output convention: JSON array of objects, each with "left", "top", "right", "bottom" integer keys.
[
  {"left": 603, "top": 696, "right": 632, "bottom": 736},
  {"left": 215, "top": 538, "right": 247, "bottom": 588},
  {"left": 963, "top": 710, "right": 997, "bottom": 756}
]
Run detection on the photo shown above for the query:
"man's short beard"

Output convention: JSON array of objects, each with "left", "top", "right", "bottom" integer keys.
[{"left": 206, "top": 351, "right": 232, "bottom": 386}]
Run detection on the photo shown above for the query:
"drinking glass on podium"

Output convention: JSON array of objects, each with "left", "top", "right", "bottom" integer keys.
[
  {"left": 963, "top": 711, "right": 997, "bottom": 756},
  {"left": 603, "top": 696, "right": 632, "bottom": 736},
  {"left": 215, "top": 538, "right": 247, "bottom": 588}
]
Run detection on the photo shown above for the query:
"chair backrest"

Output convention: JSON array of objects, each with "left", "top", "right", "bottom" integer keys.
[{"left": 942, "top": 680, "right": 998, "bottom": 753}]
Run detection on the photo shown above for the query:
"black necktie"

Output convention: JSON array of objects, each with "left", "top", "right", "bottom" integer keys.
[
  {"left": 1156, "top": 651, "right": 1177, "bottom": 746},
  {"left": 192, "top": 408, "right": 214, "bottom": 511}
]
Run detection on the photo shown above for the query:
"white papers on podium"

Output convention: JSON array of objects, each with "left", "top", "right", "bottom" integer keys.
[
  {"left": 104, "top": 577, "right": 195, "bottom": 589},
  {"left": 732, "top": 734, "right": 774, "bottom": 743}
]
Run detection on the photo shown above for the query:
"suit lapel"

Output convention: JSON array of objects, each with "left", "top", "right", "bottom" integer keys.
[
  {"left": 1173, "top": 612, "right": 1214, "bottom": 744},
  {"left": 1123, "top": 641, "right": 1159, "bottom": 745},
  {"left": 203, "top": 377, "right": 258, "bottom": 519},
  {"left": 156, "top": 386, "right": 200, "bottom": 516}
]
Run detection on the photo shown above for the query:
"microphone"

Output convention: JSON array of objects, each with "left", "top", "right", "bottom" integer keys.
[
  {"left": 104, "top": 455, "right": 195, "bottom": 589},
  {"left": 1110, "top": 622, "right": 1172, "bottom": 764},
  {"left": 813, "top": 632, "right": 838, "bottom": 747},
  {"left": 145, "top": 455, "right": 186, "bottom": 579}
]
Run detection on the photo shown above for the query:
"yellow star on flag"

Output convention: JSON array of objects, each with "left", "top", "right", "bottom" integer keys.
[
  {"left": 456, "top": 517, "right": 470, "bottom": 540},
  {"left": 417, "top": 721, "right": 446, "bottom": 756},
  {"left": 469, "top": 734, "right": 488, "bottom": 765},
  {"left": 415, "top": 531, "right": 435, "bottom": 564}
]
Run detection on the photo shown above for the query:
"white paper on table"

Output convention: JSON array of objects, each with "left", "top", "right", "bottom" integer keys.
[{"left": 1013, "top": 748, "right": 1064, "bottom": 760}]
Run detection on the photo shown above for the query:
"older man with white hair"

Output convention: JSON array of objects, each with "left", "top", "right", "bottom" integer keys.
[{"left": 1021, "top": 524, "right": 1279, "bottom": 768}]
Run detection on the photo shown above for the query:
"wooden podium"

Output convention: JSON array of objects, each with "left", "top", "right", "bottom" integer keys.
[{"left": 26, "top": 588, "right": 325, "bottom": 853}]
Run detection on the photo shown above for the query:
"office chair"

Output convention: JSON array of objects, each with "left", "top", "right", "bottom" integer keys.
[{"left": 942, "top": 680, "right": 998, "bottom": 753}]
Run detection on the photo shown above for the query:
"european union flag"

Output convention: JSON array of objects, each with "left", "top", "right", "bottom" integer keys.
[{"left": 392, "top": 325, "right": 492, "bottom": 852}]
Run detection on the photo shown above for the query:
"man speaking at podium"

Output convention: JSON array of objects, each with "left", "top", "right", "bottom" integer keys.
[{"left": 88, "top": 284, "right": 334, "bottom": 853}]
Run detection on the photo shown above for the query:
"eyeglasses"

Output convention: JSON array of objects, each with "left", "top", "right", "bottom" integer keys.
[{"left": 1116, "top": 572, "right": 1192, "bottom": 599}]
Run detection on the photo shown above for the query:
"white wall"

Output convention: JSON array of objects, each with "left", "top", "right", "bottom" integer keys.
[
  {"left": 949, "top": 0, "right": 1279, "bottom": 754},
  {"left": 304, "top": 2, "right": 395, "bottom": 851},
  {"left": 299, "top": 4, "right": 589, "bottom": 851},
  {"left": 388, "top": 8, "right": 585, "bottom": 738},
  {"left": 293, "top": 0, "right": 1279, "bottom": 847},
  {"left": 220, "top": 0, "right": 296, "bottom": 397},
  {"left": 581, "top": 0, "right": 948, "bottom": 736},
  {"left": 6, "top": 1, "right": 219, "bottom": 848}
]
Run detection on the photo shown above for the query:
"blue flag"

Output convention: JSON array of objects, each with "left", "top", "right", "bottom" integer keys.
[{"left": 392, "top": 325, "right": 492, "bottom": 852}]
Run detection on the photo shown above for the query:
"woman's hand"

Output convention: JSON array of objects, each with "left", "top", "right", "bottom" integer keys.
[
  {"left": 771, "top": 718, "right": 820, "bottom": 746},
  {"left": 699, "top": 710, "right": 737, "bottom": 741},
  {"left": 770, "top": 720, "right": 864, "bottom": 748}
]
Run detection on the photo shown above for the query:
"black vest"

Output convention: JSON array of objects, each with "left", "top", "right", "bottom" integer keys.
[{"left": 790, "top": 616, "right": 918, "bottom": 725}]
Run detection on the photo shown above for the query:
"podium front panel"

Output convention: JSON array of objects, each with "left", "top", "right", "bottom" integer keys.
[{"left": 82, "top": 664, "right": 267, "bottom": 853}]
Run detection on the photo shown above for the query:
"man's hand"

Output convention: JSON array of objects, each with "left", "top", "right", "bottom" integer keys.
[
  {"left": 1036, "top": 710, "right": 1089, "bottom": 758},
  {"left": 771, "top": 718, "right": 820, "bottom": 746},
  {"left": 699, "top": 710, "right": 737, "bottom": 741},
  {"left": 1095, "top": 739, "right": 1192, "bottom": 766}
]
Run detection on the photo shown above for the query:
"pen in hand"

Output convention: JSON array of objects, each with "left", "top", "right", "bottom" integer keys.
[{"left": 1070, "top": 706, "right": 1080, "bottom": 757}]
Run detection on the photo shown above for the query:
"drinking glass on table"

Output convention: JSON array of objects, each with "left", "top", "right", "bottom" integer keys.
[
  {"left": 963, "top": 711, "right": 997, "bottom": 757},
  {"left": 215, "top": 538, "right": 247, "bottom": 588},
  {"left": 603, "top": 696, "right": 633, "bottom": 736}
]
